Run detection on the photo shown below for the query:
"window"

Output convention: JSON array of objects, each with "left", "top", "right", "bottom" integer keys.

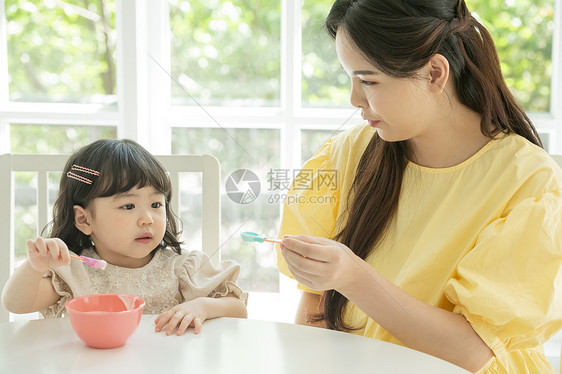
[
  {"left": 169, "top": 0, "right": 281, "bottom": 107},
  {"left": 5, "top": 0, "right": 117, "bottom": 104},
  {"left": 2, "top": 1, "right": 561, "bottom": 321}
]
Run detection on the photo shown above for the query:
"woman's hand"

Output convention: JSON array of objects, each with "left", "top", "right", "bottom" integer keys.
[
  {"left": 154, "top": 299, "right": 209, "bottom": 336},
  {"left": 26, "top": 237, "right": 71, "bottom": 274},
  {"left": 280, "top": 235, "right": 361, "bottom": 292}
]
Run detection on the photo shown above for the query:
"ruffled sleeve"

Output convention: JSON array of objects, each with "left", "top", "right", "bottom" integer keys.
[
  {"left": 39, "top": 252, "right": 93, "bottom": 318},
  {"left": 175, "top": 251, "right": 248, "bottom": 305},
  {"left": 276, "top": 125, "right": 374, "bottom": 293},
  {"left": 444, "top": 188, "right": 562, "bottom": 373},
  {"left": 276, "top": 138, "right": 341, "bottom": 293}
]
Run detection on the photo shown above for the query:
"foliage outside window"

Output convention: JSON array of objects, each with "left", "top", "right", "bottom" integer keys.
[
  {"left": 169, "top": 0, "right": 281, "bottom": 107},
  {"left": 5, "top": 0, "right": 116, "bottom": 104},
  {"left": 2, "top": 0, "right": 558, "bottom": 293},
  {"left": 301, "top": 0, "right": 555, "bottom": 113}
]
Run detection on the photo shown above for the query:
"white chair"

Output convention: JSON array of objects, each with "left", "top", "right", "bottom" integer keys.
[{"left": 0, "top": 153, "right": 221, "bottom": 322}]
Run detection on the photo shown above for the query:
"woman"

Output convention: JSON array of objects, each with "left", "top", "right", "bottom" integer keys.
[{"left": 276, "top": 0, "right": 562, "bottom": 372}]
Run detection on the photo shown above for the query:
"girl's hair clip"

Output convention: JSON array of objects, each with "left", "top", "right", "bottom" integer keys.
[
  {"left": 70, "top": 164, "right": 100, "bottom": 176},
  {"left": 66, "top": 164, "right": 100, "bottom": 185}
]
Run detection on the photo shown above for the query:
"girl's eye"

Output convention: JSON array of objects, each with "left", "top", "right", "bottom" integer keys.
[
  {"left": 121, "top": 204, "right": 135, "bottom": 210},
  {"left": 152, "top": 202, "right": 164, "bottom": 208}
]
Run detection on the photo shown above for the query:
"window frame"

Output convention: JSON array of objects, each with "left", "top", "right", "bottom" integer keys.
[
  {"left": 0, "top": 0, "right": 561, "bottom": 304},
  {"left": 1, "top": 0, "right": 559, "bottom": 153}
]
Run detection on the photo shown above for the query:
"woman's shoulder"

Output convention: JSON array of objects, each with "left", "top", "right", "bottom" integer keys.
[
  {"left": 318, "top": 123, "right": 374, "bottom": 169},
  {"left": 491, "top": 133, "right": 562, "bottom": 185},
  {"left": 330, "top": 123, "right": 374, "bottom": 152}
]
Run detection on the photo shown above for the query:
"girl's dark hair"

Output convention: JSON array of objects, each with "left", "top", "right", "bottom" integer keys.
[
  {"left": 319, "top": 0, "right": 543, "bottom": 331},
  {"left": 45, "top": 139, "right": 183, "bottom": 255}
]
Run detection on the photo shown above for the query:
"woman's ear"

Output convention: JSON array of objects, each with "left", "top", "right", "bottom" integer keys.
[
  {"left": 427, "top": 53, "right": 450, "bottom": 94},
  {"left": 73, "top": 205, "right": 93, "bottom": 235}
]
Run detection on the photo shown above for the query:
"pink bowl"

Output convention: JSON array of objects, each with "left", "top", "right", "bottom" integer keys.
[{"left": 65, "top": 293, "right": 145, "bottom": 349}]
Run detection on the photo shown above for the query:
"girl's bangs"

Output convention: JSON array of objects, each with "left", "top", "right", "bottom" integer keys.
[{"left": 93, "top": 152, "right": 170, "bottom": 198}]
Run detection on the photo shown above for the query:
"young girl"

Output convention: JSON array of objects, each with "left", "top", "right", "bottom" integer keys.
[
  {"left": 2, "top": 139, "right": 247, "bottom": 335},
  {"left": 277, "top": 0, "right": 562, "bottom": 373}
]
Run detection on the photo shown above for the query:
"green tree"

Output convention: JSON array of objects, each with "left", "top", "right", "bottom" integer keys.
[
  {"left": 301, "top": 0, "right": 554, "bottom": 112},
  {"left": 169, "top": 0, "right": 281, "bottom": 106},
  {"left": 467, "top": 0, "right": 554, "bottom": 112},
  {"left": 6, "top": 0, "right": 116, "bottom": 103}
]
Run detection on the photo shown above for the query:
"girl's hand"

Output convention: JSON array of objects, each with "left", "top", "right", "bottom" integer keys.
[
  {"left": 280, "top": 235, "right": 361, "bottom": 292},
  {"left": 26, "top": 237, "right": 71, "bottom": 274},
  {"left": 154, "top": 299, "right": 209, "bottom": 336}
]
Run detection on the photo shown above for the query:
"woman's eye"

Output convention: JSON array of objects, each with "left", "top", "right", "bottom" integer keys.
[
  {"left": 359, "top": 79, "right": 376, "bottom": 86},
  {"left": 152, "top": 202, "right": 164, "bottom": 208},
  {"left": 121, "top": 204, "right": 135, "bottom": 210}
]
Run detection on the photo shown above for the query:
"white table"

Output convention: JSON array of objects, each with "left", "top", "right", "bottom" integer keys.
[{"left": 0, "top": 315, "right": 470, "bottom": 374}]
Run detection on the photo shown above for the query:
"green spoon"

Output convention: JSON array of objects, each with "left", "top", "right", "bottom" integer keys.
[{"left": 240, "top": 231, "right": 282, "bottom": 244}]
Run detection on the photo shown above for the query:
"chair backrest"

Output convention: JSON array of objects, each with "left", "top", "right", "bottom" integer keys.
[{"left": 0, "top": 153, "right": 220, "bottom": 322}]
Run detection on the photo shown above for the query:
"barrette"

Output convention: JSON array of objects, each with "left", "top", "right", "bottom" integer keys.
[
  {"left": 66, "top": 164, "right": 100, "bottom": 184},
  {"left": 67, "top": 171, "right": 92, "bottom": 184},
  {"left": 71, "top": 165, "right": 100, "bottom": 176}
]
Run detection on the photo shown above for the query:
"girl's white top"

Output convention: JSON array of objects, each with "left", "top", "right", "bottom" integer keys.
[{"left": 41, "top": 247, "right": 247, "bottom": 317}]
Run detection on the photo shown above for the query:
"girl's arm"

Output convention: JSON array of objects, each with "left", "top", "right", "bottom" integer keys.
[
  {"left": 295, "top": 291, "right": 326, "bottom": 328},
  {"left": 281, "top": 235, "right": 493, "bottom": 373},
  {"left": 154, "top": 295, "right": 247, "bottom": 336},
  {"left": 2, "top": 238, "right": 68, "bottom": 314},
  {"left": 2, "top": 260, "right": 60, "bottom": 313}
]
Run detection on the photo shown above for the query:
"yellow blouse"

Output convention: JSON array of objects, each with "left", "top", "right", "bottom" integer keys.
[{"left": 276, "top": 124, "right": 562, "bottom": 373}]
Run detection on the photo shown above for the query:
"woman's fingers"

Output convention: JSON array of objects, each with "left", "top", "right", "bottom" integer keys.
[
  {"left": 281, "top": 236, "right": 327, "bottom": 261},
  {"left": 282, "top": 247, "right": 329, "bottom": 289},
  {"left": 282, "top": 236, "right": 349, "bottom": 264},
  {"left": 284, "top": 262, "right": 319, "bottom": 290},
  {"left": 285, "top": 234, "right": 330, "bottom": 244},
  {"left": 281, "top": 236, "right": 360, "bottom": 291},
  {"left": 281, "top": 246, "right": 324, "bottom": 274}
]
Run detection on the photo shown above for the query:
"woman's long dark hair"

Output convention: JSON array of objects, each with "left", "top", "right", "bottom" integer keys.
[
  {"left": 45, "top": 139, "right": 183, "bottom": 255},
  {"left": 319, "top": 0, "right": 542, "bottom": 331}
]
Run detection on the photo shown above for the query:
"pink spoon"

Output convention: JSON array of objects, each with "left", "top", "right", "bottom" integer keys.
[{"left": 70, "top": 254, "right": 107, "bottom": 270}]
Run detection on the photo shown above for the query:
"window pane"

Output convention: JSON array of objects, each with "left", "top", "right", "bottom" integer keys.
[
  {"left": 10, "top": 124, "right": 117, "bottom": 153},
  {"left": 468, "top": 0, "right": 554, "bottom": 112},
  {"left": 169, "top": 0, "right": 281, "bottom": 107},
  {"left": 10, "top": 124, "right": 115, "bottom": 265},
  {"left": 172, "top": 127, "right": 281, "bottom": 292},
  {"left": 539, "top": 132, "right": 551, "bottom": 151},
  {"left": 301, "top": 129, "right": 336, "bottom": 164},
  {"left": 13, "top": 171, "right": 61, "bottom": 262},
  {"left": 301, "top": 0, "right": 351, "bottom": 108},
  {"left": 5, "top": 0, "right": 117, "bottom": 104},
  {"left": 302, "top": 0, "right": 554, "bottom": 113}
]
